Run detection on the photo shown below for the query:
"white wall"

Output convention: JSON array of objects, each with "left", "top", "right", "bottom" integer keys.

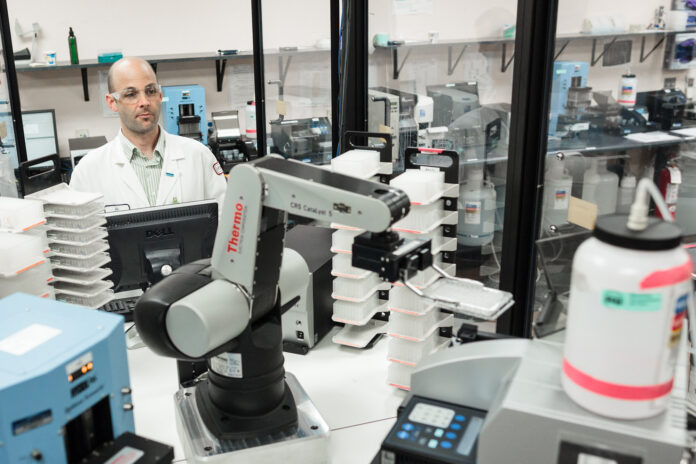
[{"left": 5, "top": 0, "right": 688, "bottom": 159}]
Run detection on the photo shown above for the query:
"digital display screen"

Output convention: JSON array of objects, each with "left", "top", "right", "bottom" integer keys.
[{"left": 456, "top": 415, "right": 484, "bottom": 457}]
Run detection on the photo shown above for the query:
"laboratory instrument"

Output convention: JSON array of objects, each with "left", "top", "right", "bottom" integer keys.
[
  {"left": 564, "top": 212, "right": 691, "bottom": 418},
  {"left": 135, "top": 155, "right": 512, "bottom": 463},
  {"left": 281, "top": 224, "right": 334, "bottom": 354},
  {"left": 161, "top": 85, "right": 208, "bottom": 144},
  {"left": 270, "top": 117, "right": 332, "bottom": 164},
  {"left": 427, "top": 83, "right": 480, "bottom": 128},
  {"left": 378, "top": 337, "right": 688, "bottom": 463},
  {"left": 548, "top": 61, "right": 589, "bottom": 136},
  {"left": 208, "top": 110, "right": 257, "bottom": 172},
  {"left": 0, "top": 293, "right": 174, "bottom": 464},
  {"left": 637, "top": 89, "right": 687, "bottom": 130}
]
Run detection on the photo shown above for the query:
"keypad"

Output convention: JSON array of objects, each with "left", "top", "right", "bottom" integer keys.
[
  {"left": 409, "top": 403, "right": 455, "bottom": 428},
  {"left": 386, "top": 397, "right": 485, "bottom": 463}
]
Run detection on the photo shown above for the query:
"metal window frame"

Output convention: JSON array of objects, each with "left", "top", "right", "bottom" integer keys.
[
  {"left": 497, "top": 0, "right": 559, "bottom": 337},
  {"left": 252, "top": 0, "right": 342, "bottom": 158},
  {"left": 0, "top": 0, "right": 28, "bottom": 165}
]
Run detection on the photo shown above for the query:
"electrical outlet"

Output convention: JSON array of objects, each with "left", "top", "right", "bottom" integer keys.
[
  {"left": 664, "top": 77, "right": 677, "bottom": 90},
  {"left": 74, "top": 129, "right": 89, "bottom": 138}
]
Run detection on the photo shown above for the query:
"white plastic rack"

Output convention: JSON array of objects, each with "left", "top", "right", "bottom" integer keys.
[
  {"left": 329, "top": 148, "right": 393, "bottom": 349},
  {"left": 386, "top": 149, "right": 460, "bottom": 390},
  {"left": 27, "top": 184, "right": 113, "bottom": 308}
]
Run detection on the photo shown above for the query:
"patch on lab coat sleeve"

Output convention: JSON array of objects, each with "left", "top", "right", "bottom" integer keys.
[{"left": 213, "top": 162, "right": 223, "bottom": 176}]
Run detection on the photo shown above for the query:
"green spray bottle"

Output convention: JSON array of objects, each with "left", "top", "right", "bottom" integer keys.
[{"left": 68, "top": 27, "right": 79, "bottom": 64}]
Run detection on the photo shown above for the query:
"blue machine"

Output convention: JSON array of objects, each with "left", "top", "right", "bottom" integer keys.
[
  {"left": 0, "top": 294, "right": 134, "bottom": 463},
  {"left": 162, "top": 84, "right": 208, "bottom": 145},
  {"left": 548, "top": 61, "right": 589, "bottom": 135}
]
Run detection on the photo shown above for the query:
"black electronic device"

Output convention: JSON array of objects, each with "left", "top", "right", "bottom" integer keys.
[
  {"left": 281, "top": 224, "right": 335, "bottom": 354},
  {"left": 105, "top": 200, "right": 218, "bottom": 295},
  {"left": 637, "top": 89, "right": 687, "bottom": 131},
  {"left": 84, "top": 432, "right": 174, "bottom": 464},
  {"left": 100, "top": 296, "right": 138, "bottom": 322},
  {"left": 379, "top": 395, "right": 486, "bottom": 464}
]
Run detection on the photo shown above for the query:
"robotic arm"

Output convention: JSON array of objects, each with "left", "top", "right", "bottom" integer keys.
[
  {"left": 134, "top": 155, "right": 435, "bottom": 441},
  {"left": 136, "top": 155, "right": 422, "bottom": 359}
]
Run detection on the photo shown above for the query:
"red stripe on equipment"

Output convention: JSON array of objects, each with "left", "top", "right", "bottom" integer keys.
[
  {"left": 640, "top": 260, "right": 693, "bottom": 289},
  {"left": 563, "top": 358, "right": 673, "bottom": 401}
]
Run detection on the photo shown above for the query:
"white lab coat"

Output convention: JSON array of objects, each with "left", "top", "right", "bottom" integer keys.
[{"left": 70, "top": 130, "right": 227, "bottom": 210}]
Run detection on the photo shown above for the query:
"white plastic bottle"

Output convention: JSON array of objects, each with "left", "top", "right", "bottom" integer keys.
[
  {"left": 457, "top": 166, "right": 496, "bottom": 247},
  {"left": 616, "top": 174, "right": 637, "bottom": 214},
  {"left": 245, "top": 100, "right": 257, "bottom": 139},
  {"left": 542, "top": 156, "right": 573, "bottom": 229},
  {"left": 582, "top": 159, "right": 619, "bottom": 215},
  {"left": 617, "top": 73, "right": 637, "bottom": 107},
  {"left": 563, "top": 213, "right": 692, "bottom": 419}
]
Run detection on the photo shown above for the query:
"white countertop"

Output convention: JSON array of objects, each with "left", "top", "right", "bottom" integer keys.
[{"left": 127, "top": 326, "right": 406, "bottom": 463}]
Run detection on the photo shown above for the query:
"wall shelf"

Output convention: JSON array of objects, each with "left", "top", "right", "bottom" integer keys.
[
  {"left": 376, "top": 28, "right": 691, "bottom": 79},
  {"left": 11, "top": 48, "right": 329, "bottom": 102}
]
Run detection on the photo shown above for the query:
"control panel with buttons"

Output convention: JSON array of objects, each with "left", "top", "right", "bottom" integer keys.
[{"left": 380, "top": 395, "right": 486, "bottom": 464}]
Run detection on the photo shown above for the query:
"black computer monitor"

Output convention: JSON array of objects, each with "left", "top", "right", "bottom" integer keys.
[{"left": 105, "top": 200, "right": 218, "bottom": 293}]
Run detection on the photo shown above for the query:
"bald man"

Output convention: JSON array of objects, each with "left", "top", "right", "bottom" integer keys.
[{"left": 70, "top": 57, "right": 226, "bottom": 209}]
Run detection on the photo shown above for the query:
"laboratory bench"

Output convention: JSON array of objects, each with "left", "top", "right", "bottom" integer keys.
[
  {"left": 127, "top": 324, "right": 406, "bottom": 463},
  {"left": 546, "top": 127, "right": 696, "bottom": 156}
]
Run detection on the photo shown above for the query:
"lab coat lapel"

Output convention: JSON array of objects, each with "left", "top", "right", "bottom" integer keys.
[
  {"left": 111, "top": 147, "right": 148, "bottom": 207},
  {"left": 156, "top": 149, "right": 184, "bottom": 205}
]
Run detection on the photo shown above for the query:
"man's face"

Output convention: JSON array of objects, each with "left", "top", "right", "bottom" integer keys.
[{"left": 106, "top": 64, "right": 162, "bottom": 136}]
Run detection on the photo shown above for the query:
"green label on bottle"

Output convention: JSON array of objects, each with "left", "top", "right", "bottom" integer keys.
[{"left": 601, "top": 290, "right": 662, "bottom": 312}]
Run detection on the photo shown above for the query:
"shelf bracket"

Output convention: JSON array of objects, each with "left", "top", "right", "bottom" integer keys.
[
  {"left": 553, "top": 40, "right": 571, "bottom": 61},
  {"left": 392, "top": 47, "right": 412, "bottom": 80},
  {"left": 639, "top": 34, "right": 666, "bottom": 63},
  {"left": 591, "top": 36, "right": 618, "bottom": 66},
  {"left": 215, "top": 58, "right": 227, "bottom": 92},
  {"left": 278, "top": 55, "right": 293, "bottom": 86},
  {"left": 80, "top": 68, "right": 89, "bottom": 102},
  {"left": 501, "top": 43, "right": 514, "bottom": 73},
  {"left": 447, "top": 45, "right": 468, "bottom": 76}
]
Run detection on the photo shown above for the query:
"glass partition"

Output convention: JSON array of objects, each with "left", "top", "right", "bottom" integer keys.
[
  {"left": 368, "top": 0, "right": 519, "bottom": 288},
  {"left": 532, "top": 0, "right": 696, "bottom": 336}
]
